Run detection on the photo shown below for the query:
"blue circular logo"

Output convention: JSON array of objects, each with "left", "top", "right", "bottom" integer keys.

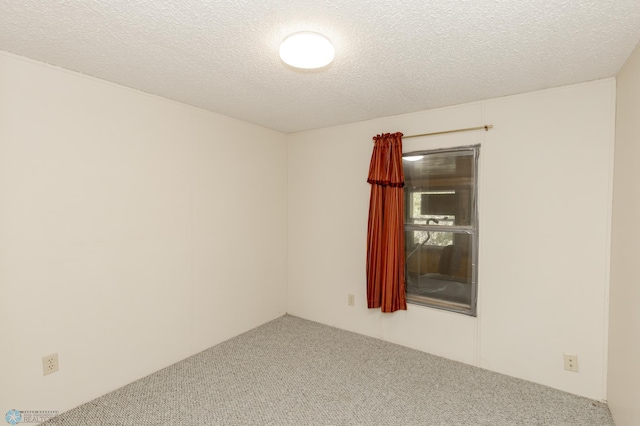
[{"left": 5, "top": 410, "right": 22, "bottom": 425}]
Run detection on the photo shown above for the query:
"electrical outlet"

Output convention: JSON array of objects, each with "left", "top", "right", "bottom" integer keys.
[
  {"left": 347, "top": 294, "right": 355, "bottom": 306},
  {"left": 43, "top": 353, "right": 59, "bottom": 376},
  {"left": 563, "top": 353, "right": 578, "bottom": 372}
]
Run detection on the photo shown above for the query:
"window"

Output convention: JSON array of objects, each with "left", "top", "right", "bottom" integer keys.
[{"left": 403, "top": 146, "right": 479, "bottom": 315}]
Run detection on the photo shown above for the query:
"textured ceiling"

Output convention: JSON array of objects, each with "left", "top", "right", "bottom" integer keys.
[{"left": 1, "top": 1, "right": 639, "bottom": 133}]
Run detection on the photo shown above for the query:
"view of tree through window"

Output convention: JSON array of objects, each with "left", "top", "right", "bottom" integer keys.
[{"left": 410, "top": 191, "right": 455, "bottom": 246}]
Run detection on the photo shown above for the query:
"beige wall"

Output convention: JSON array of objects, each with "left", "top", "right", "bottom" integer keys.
[
  {"left": 0, "top": 52, "right": 288, "bottom": 414},
  {"left": 608, "top": 42, "right": 640, "bottom": 425},
  {"left": 0, "top": 44, "right": 627, "bottom": 415},
  {"left": 288, "top": 79, "right": 615, "bottom": 400}
]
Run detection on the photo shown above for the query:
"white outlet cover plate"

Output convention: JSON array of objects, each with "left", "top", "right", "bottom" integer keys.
[
  {"left": 563, "top": 354, "right": 578, "bottom": 372},
  {"left": 42, "top": 353, "right": 59, "bottom": 376}
]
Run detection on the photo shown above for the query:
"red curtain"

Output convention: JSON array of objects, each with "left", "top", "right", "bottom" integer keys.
[{"left": 366, "top": 132, "right": 406, "bottom": 313}]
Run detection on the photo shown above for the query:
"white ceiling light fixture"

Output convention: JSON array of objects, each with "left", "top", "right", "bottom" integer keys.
[{"left": 279, "top": 32, "right": 335, "bottom": 69}]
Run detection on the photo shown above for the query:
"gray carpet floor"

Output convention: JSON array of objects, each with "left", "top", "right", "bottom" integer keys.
[{"left": 44, "top": 315, "right": 614, "bottom": 425}]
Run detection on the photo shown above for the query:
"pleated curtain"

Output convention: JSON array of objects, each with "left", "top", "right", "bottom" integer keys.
[{"left": 366, "top": 132, "right": 407, "bottom": 313}]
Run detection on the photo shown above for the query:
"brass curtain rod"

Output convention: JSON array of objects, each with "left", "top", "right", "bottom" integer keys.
[{"left": 403, "top": 124, "right": 493, "bottom": 139}]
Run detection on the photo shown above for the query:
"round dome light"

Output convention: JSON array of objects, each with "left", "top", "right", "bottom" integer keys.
[{"left": 279, "top": 32, "right": 335, "bottom": 69}]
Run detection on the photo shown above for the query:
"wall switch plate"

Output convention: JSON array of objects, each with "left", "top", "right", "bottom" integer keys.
[
  {"left": 347, "top": 294, "right": 355, "bottom": 306},
  {"left": 564, "top": 353, "right": 578, "bottom": 372},
  {"left": 43, "top": 353, "right": 59, "bottom": 376}
]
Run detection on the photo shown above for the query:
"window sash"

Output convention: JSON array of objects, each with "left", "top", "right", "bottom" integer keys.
[{"left": 404, "top": 223, "right": 474, "bottom": 234}]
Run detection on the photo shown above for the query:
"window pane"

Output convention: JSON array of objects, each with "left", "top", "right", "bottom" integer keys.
[
  {"left": 405, "top": 230, "right": 473, "bottom": 308},
  {"left": 405, "top": 151, "right": 475, "bottom": 226}
]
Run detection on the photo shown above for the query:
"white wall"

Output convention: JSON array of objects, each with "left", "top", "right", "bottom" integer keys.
[
  {"left": 288, "top": 79, "right": 615, "bottom": 400},
  {"left": 0, "top": 52, "right": 288, "bottom": 414},
  {"left": 608, "top": 42, "right": 640, "bottom": 426}
]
